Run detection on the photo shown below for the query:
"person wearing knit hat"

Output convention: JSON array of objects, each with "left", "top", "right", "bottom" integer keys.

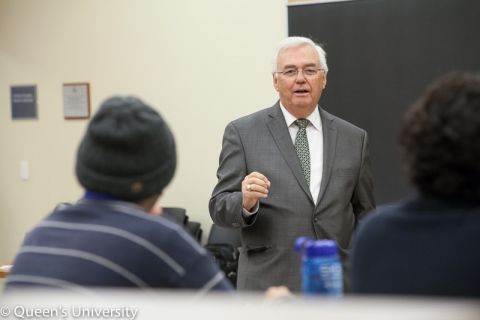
[
  {"left": 6, "top": 96, "right": 233, "bottom": 291},
  {"left": 75, "top": 96, "right": 177, "bottom": 207}
]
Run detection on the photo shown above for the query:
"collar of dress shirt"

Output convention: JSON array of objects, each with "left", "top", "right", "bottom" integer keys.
[{"left": 279, "top": 102, "right": 322, "bottom": 130}]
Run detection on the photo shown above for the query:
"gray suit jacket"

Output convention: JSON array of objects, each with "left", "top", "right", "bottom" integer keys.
[{"left": 209, "top": 103, "right": 375, "bottom": 292}]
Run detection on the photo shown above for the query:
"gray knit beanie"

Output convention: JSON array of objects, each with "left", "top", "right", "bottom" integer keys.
[{"left": 75, "top": 96, "right": 176, "bottom": 201}]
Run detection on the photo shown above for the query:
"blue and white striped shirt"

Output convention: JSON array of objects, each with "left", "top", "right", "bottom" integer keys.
[{"left": 6, "top": 198, "right": 233, "bottom": 293}]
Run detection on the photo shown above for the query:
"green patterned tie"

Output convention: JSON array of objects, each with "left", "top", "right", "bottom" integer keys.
[{"left": 294, "top": 119, "right": 310, "bottom": 186}]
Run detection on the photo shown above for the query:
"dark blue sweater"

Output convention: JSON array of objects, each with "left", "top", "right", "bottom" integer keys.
[
  {"left": 6, "top": 198, "right": 233, "bottom": 292},
  {"left": 350, "top": 194, "right": 480, "bottom": 297}
]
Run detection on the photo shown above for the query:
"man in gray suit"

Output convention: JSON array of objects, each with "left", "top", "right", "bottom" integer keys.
[{"left": 209, "top": 37, "right": 375, "bottom": 292}]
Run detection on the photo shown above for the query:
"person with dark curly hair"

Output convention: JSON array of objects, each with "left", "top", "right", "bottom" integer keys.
[{"left": 350, "top": 72, "right": 480, "bottom": 297}]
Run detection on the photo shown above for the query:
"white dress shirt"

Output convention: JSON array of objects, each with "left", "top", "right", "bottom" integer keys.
[{"left": 280, "top": 103, "right": 323, "bottom": 204}]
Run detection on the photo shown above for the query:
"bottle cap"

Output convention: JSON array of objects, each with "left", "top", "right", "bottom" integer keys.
[
  {"left": 305, "top": 240, "right": 338, "bottom": 257},
  {"left": 294, "top": 236, "right": 312, "bottom": 254}
]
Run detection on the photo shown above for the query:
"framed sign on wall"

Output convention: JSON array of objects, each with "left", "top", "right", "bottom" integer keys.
[
  {"left": 63, "top": 82, "right": 91, "bottom": 119},
  {"left": 11, "top": 85, "right": 37, "bottom": 119}
]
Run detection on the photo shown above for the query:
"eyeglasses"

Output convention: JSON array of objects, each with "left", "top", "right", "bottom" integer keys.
[{"left": 275, "top": 68, "right": 324, "bottom": 79}]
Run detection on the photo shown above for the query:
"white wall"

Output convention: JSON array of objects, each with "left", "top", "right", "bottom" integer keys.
[{"left": 0, "top": 0, "right": 286, "bottom": 262}]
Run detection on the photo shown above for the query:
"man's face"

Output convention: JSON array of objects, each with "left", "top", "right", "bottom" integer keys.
[{"left": 273, "top": 44, "right": 327, "bottom": 117}]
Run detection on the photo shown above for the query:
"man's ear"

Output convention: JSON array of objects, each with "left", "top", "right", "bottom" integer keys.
[{"left": 273, "top": 74, "right": 279, "bottom": 91}]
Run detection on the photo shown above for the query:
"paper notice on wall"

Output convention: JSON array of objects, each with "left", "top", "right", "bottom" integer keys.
[{"left": 63, "top": 83, "right": 90, "bottom": 119}]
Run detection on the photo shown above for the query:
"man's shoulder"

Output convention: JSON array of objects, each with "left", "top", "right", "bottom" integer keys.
[
  {"left": 229, "top": 104, "right": 278, "bottom": 128},
  {"left": 321, "top": 108, "right": 366, "bottom": 135},
  {"left": 55, "top": 200, "right": 187, "bottom": 237}
]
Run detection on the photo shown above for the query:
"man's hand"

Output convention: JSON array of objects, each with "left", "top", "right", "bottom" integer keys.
[
  {"left": 242, "top": 171, "right": 271, "bottom": 211},
  {"left": 264, "top": 286, "right": 294, "bottom": 302}
]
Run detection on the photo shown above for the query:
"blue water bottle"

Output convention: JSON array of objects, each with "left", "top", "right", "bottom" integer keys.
[{"left": 295, "top": 237, "right": 343, "bottom": 297}]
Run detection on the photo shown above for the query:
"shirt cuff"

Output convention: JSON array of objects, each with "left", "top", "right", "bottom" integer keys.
[{"left": 242, "top": 202, "right": 259, "bottom": 217}]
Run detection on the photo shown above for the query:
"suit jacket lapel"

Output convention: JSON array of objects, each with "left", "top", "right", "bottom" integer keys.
[
  {"left": 316, "top": 107, "right": 337, "bottom": 207},
  {"left": 265, "top": 103, "right": 313, "bottom": 202}
]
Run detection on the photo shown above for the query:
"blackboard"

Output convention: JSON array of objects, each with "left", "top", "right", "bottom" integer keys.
[{"left": 288, "top": 0, "right": 480, "bottom": 204}]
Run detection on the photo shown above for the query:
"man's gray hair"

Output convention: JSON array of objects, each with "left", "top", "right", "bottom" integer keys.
[{"left": 272, "top": 36, "right": 328, "bottom": 74}]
